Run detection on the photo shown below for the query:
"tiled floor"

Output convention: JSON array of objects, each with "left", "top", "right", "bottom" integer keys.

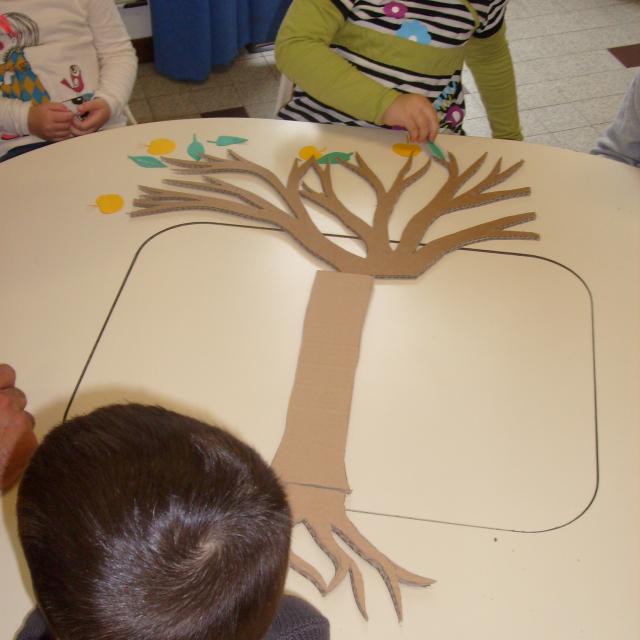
[{"left": 129, "top": 0, "right": 640, "bottom": 154}]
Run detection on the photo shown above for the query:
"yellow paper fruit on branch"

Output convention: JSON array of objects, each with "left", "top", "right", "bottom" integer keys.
[
  {"left": 392, "top": 143, "right": 421, "bottom": 157},
  {"left": 298, "top": 145, "right": 325, "bottom": 161},
  {"left": 147, "top": 138, "right": 176, "bottom": 155},
  {"left": 95, "top": 194, "right": 125, "bottom": 215}
]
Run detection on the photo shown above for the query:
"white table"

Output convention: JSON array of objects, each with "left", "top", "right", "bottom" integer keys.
[{"left": 1, "top": 118, "right": 639, "bottom": 639}]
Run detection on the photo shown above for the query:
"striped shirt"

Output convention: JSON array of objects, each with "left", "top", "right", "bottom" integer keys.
[{"left": 277, "top": 0, "right": 508, "bottom": 134}]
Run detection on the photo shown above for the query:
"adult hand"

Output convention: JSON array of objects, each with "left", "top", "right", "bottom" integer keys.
[
  {"left": 27, "top": 103, "right": 75, "bottom": 141},
  {"left": 70, "top": 98, "right": 111, "bottom": 136},
  {"left": 0, "top": 364, "right": 37, "bottom": 493},
  {"left": 382, "top": 94, "right": 439, "bottom": 143}
]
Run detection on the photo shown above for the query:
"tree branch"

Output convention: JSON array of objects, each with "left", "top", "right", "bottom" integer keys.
[
  {"left": 161, "top": 151, "right": 308, "bottom": 220},
  {"left": 131, "top": 149, "right": 537, "bottom": 279},
  {"left": 131, "top": 186, "right": 299, "bottom": 233},
  {"left": 299, "top": 162, "right": 375, "bottom": 247},
  {"left": 405, "top": 212, "right": 539, "bottom": 275},
  {"left": 395, "top": 153, "right": 531, "bottom": 255},
  {"left": 130, "top": 153, "right": 371, "bottom": 274}
]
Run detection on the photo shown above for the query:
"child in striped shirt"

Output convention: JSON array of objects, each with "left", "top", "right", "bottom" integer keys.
[{"left": 276, "top": 0, "right": 521, "bottom": 143}]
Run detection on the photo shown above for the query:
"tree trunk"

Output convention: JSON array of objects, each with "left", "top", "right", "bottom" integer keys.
[{"left": 271, "top": 270, "right": 374, "bottom": 493}]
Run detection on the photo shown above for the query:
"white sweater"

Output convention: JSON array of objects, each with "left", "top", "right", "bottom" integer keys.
[{"left": 0, "top": 0, "right": 137, "bottom": 157}]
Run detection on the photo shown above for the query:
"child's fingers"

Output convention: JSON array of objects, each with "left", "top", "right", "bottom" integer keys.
[
  {"left": 407, "top": 110, "right": 430, "bottom": 143},
  {"left": 0, "top": 364, "right": 16, "bottom": 390},
  {"left": 426, "top": 116, "right": 438, "bottom": 142},
  {"left": 405, "top": 115, "right": 420, "bottom": 143},
  {"left": 47, "top": 103, "right": 73, "bottom": 113},
  {"left": 70, "top": 124, "right": 98, "bottom": 136},
  {"left": 417, "top": 104, "right": 439, "bottom": 142},
  {"left": 52, "top": 111, "right": 75, "bottom": 124}
]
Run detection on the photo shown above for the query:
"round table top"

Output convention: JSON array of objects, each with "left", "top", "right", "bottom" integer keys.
[{"left": 1, "top": 118, "right": 639, "bottom": 639}]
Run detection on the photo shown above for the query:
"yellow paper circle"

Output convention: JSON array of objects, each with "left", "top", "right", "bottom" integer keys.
[
  {"left": 392, "top": 143, "right": 421, "bottom": 157},
  {"left": 95, "top": 194, "right": 125, "bottom": 215},
  {"left": 298, "top": 145, "right": 325, "bottom": 160},
  {"left": 147, "top": 138, "right": 176, "bottom": 155}
]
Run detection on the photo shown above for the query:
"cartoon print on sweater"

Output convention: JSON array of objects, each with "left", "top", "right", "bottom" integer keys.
[
  {"left": 432, "top": 78, "right": 465, "bottom": 133},
  {"left": 0, "top": 12, "right": 50, "bottom": 105},
  {"left": 60, "top": 65, "right": 85, "bottom": 93}
]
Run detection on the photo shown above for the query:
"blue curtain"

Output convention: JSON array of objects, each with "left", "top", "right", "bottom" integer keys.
[{"left": 150, "top": 0, "right": 292, "bottom": 82}]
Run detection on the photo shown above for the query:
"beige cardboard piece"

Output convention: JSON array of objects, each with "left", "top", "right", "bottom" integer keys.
[
  {"left": 131, "top": 149, "right": 537, "bottom": 619},
  {"left": 270, "top": 271, "right": 374, "bottom": 493},
  {"left": 131, "top": 151, "right": 537, "bottom": 278}
]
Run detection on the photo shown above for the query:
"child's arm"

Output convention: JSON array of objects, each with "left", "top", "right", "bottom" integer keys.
[
  {"left": 276, "top": 0, "right": 402, "bottom": 126},
  {"left": 465, "top": 22, "right": 522, "bottom": 141},
  {"left": 592, "top": 73, "right": 640, "bottom": 167},
  {"left": 0, "top": 97, "right": 74, "bottom": 141},
  {"left": 0, "top": 97, "right": 32, "bottom": 139},
  {"left": 79, "top": 0, "right": 137, "bottom": 127}
]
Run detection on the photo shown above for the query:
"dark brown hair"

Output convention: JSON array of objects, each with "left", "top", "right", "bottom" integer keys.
[{"left": 17, "top": 404, "right": 291, "bottom": 640}]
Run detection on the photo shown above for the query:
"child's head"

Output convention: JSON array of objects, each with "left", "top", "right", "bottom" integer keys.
[{"left": 17, "top": 404, "right": 291, "bottom": 640}]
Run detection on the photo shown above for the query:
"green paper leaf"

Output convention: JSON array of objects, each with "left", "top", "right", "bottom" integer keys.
[
  {"left": 209, "top": 135, "right": 248, "bottom": 146},
  {"left": 317, "top": 151, "right": 353, "bottom": 165},
  {"left": 426, "top": 141, "right": 446, "bottom": 161},
  {"left": 128, "top": 155, "right": 167, "bottom": 168},
  {"left": 188, "top": 134, "right": 205, "bottom": 160}
]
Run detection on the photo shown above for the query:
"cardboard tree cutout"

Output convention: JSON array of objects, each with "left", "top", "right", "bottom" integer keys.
[{"left": 131, "top": 150, "right": 538, "bottom": 620}]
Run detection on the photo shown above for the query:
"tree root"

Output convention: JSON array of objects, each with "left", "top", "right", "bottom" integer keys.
[{"left": 286, "top": 484, "right": 434, "bottom": 620}]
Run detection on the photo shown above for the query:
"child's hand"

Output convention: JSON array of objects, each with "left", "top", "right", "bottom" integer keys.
[
  {"left": 27, "top": 103, "right": 75, "bottom": 141},
  {"left": 383, "top": 94, "right": 439, "bottom": 143},
  {"left": 70, "top": 98, "right": 111, "bottom": 136},
  {"left": 0, "top": 364, "right": 36, "bottom": 493}
]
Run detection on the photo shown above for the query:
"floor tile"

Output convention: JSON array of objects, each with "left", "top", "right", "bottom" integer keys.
[
  {"left": 517, "top": 81, "right": 566, "bottom": 109},
  {"left": 226, "top": 56, "right": 280, "bottom": 84},
  {"left": 189, "top": 87, "right": 243, "bottom": 115},
  {"left": 461, "top": 68, "right": 477, "bottom": 94},
  {"left": 130, "top": 80, "right": 146, "bottom": 102},
  {"left": 559, "top": 0, "right": 635, "bottom": 10},
  {"left": 232, "top": 75, "right": 280, "bottom": 105},
  {"left": 552, "top": 126, "right": 600, "bottom": 153},
  {"left": 508, "top": 34, "right": 571, "bottom": 63},
  {"left": 591, "top": 122, "right": 612, "bottom": 137},
  {"left": 462, "top": 116, "right": 491, "bottom": 138},
  {"left": 524, "top": 132, "right": 560, "bottom": 147},
  {"left": 559, "top": 67, "right": 637, "bottom": 101},
  {"left": 128, "top": 99, "right": 153, "bottom": 124},
  {"left": 518, "top": 109, "right": 548, "bottom": 136},
  {"left": 463, "top": 93, "right": 486, "bottom": 119},
  {"left": 245, "top": 102, "right": 279, "bottom": 119},
  {"left": 136, "top": 62, "right": 157, "bottom": 77},
  {"left": 139, "top": 73, "right": 195, "bottom": 99},
  {"left": 147, "top": 94, "right": 202, "bottom": 120},
  {"left": 574, "top": 93, "right": 626, "bottom": 125},
  {"left": 528, "top": 102, "right": 590, "bottom": 133},
  {"left": 187, "top": 69, "right": 238, "bottom": 92}
]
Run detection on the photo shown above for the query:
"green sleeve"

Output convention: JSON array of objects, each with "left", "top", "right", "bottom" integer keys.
[
  {"left": 464, "top": 23, "right": 523, "bottom": 141},
  {"left": 275, "top": 0, "right": 400, "bottom": 125}
]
